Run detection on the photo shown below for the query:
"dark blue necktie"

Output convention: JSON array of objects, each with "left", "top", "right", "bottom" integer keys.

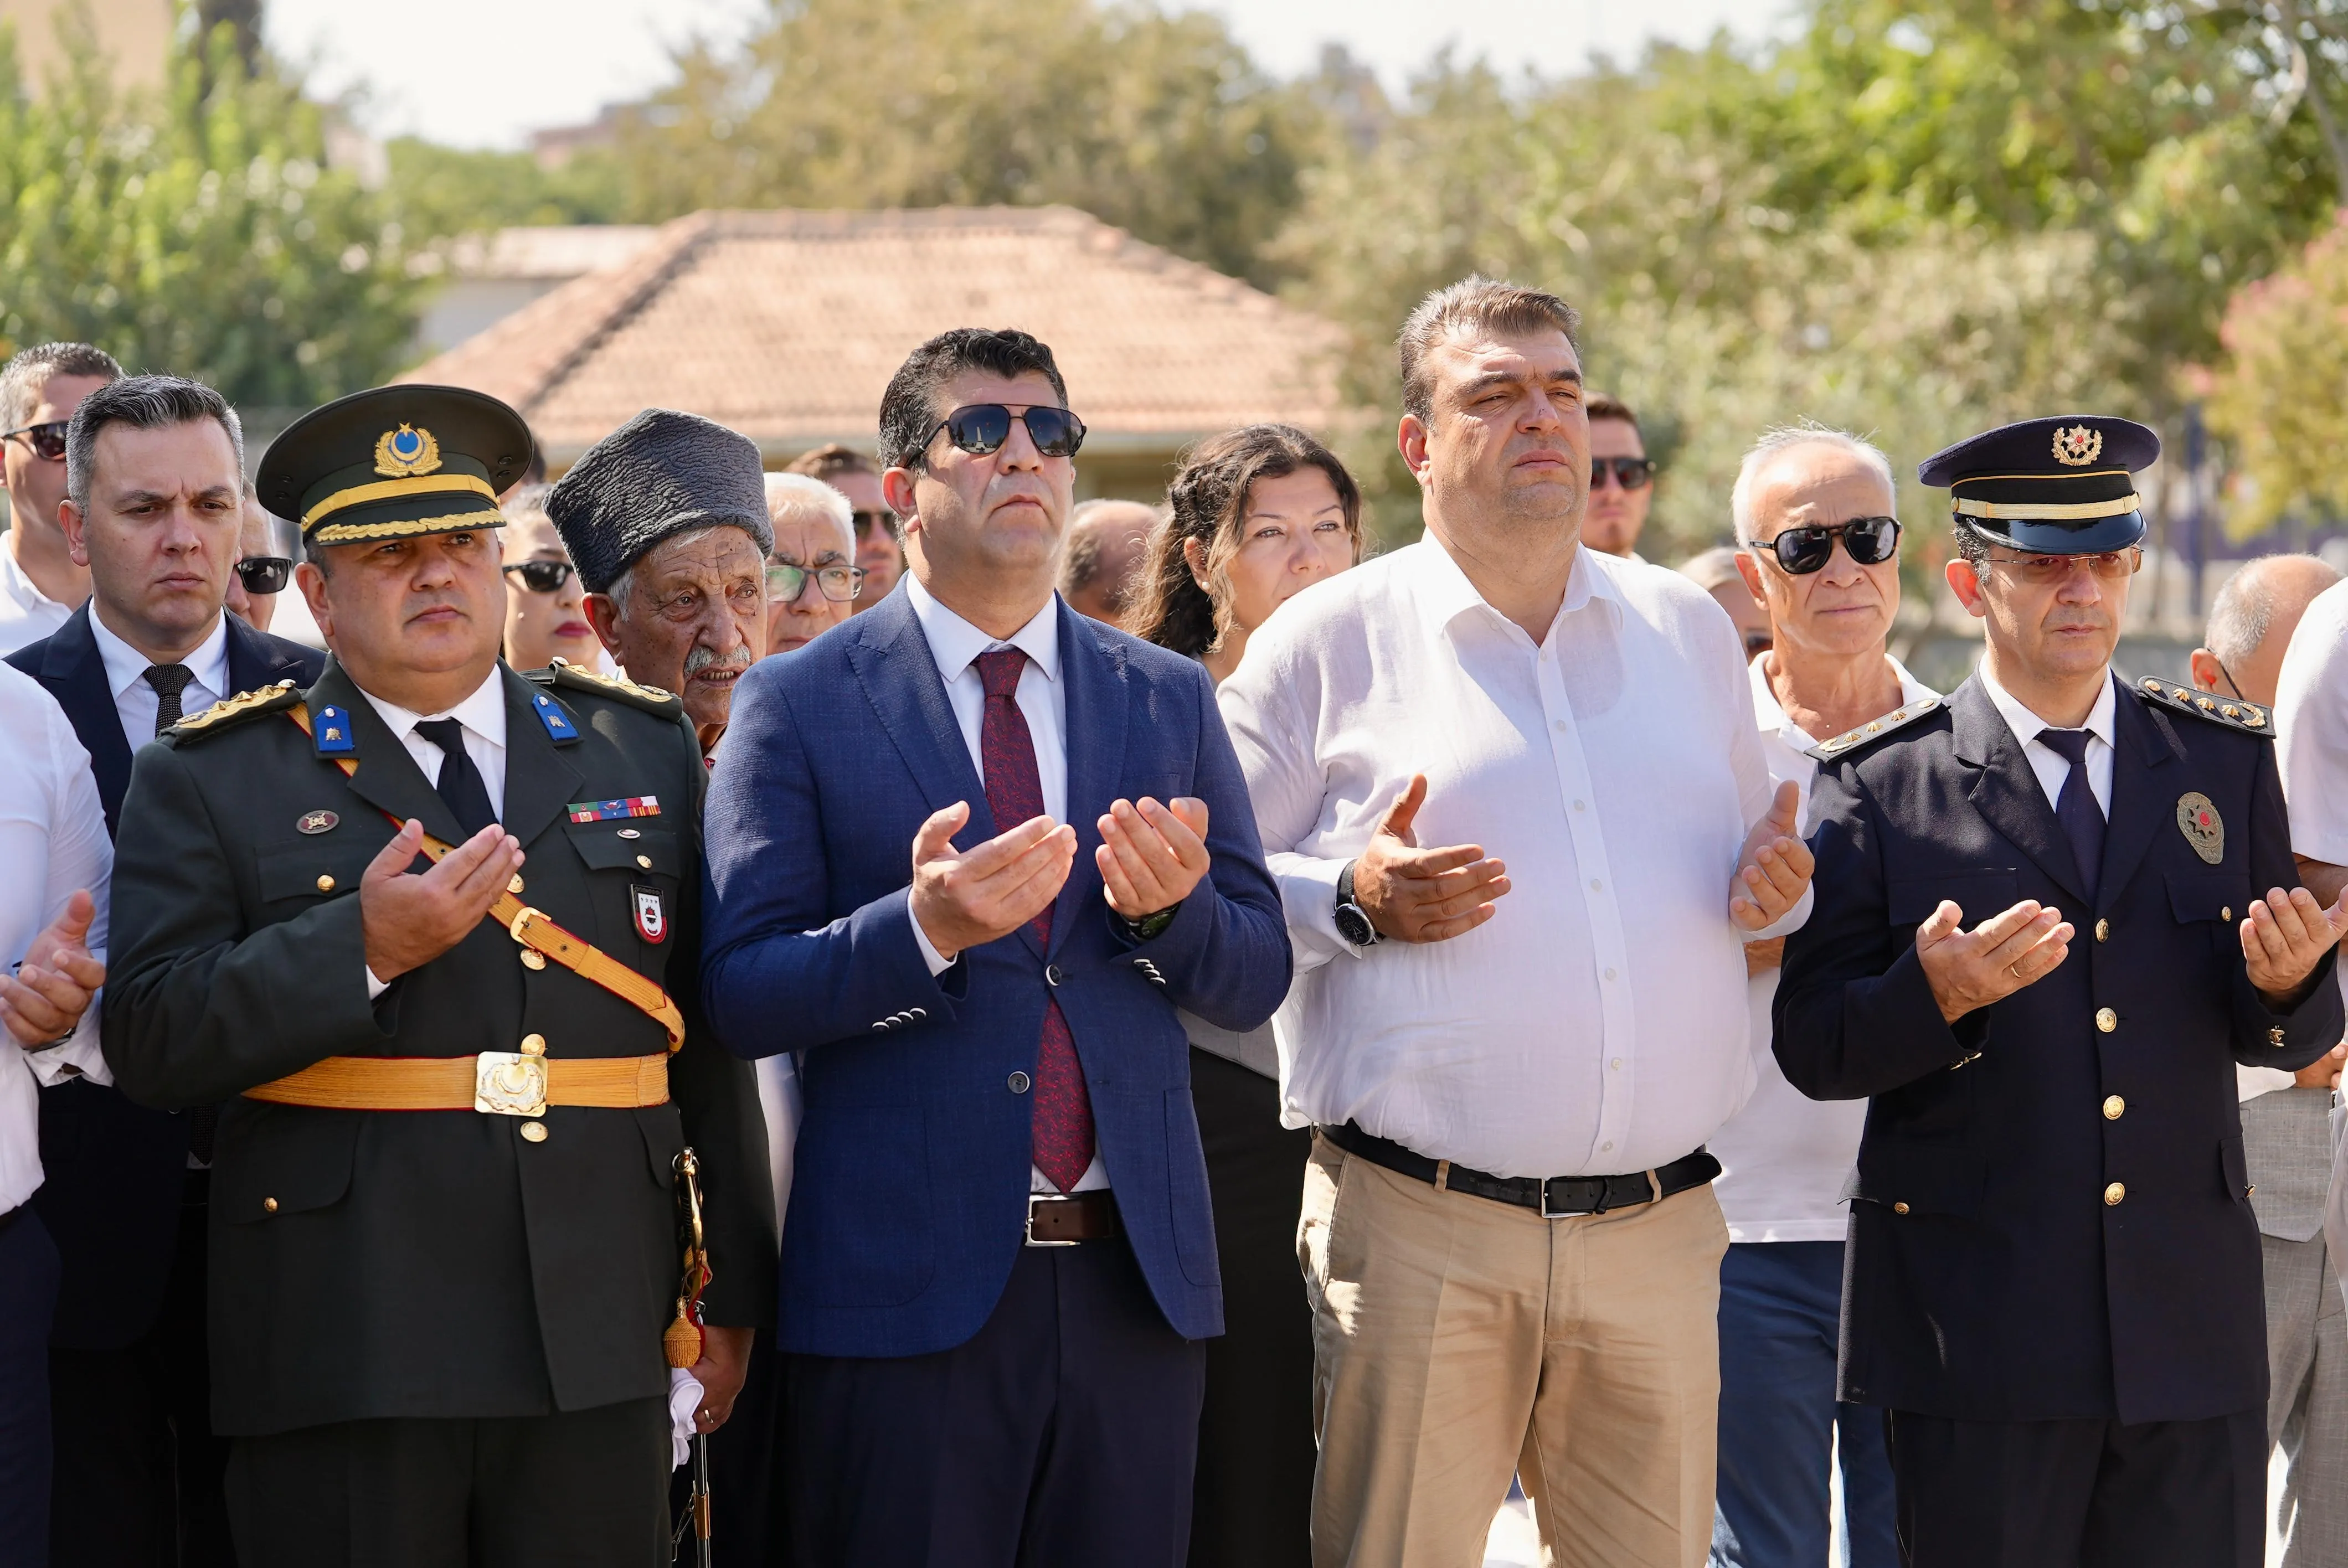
[
  {"left": 415, "top": 718, "right": 497, "bottom": 838},
  {"left": 2038, "top": 728, "right": 2104, "bottom": 899}
]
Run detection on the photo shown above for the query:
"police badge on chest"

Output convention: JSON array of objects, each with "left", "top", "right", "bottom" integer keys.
[{"left": 632, "top": 884, "right": 667, "bottom": 944}]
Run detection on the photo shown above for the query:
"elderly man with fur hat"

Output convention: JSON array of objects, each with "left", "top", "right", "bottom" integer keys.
[{"left": 549, "top": 410, "right": 773, "bottom": 754}]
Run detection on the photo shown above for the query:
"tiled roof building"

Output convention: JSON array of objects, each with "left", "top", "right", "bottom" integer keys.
[{"left": 401, "top": 206, "right": 1346, "bottom": 497}]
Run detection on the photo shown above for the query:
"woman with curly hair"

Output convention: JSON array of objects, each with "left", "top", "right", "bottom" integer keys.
[{"left": 1127, "top": 423, "right": 1362, "bottom": 1568}]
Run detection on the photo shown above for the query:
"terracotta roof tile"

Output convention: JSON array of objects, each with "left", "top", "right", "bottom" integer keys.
[{"left": 401, "top": 207, "right": 1344, "bottom": 463}]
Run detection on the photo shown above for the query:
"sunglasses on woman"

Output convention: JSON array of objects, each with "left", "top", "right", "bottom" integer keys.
[
  {"left": 501, "top": 559, "right": 575, "bottom": 594},
  {"left": 234, "top": 556, "right": 293, "bottom": 595},
  {"left": 924, "top": 405, "right": 1087, "bottom": 460},
  {"left": 2, "top": 420, "right": 68, "bottom": 461},
  {"left": 1762, "top": 517, "right": 1901, "bottom": 575}
]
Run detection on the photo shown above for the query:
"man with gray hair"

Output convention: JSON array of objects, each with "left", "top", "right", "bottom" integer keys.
[
  {"left": 760, "top": 471, "right": 861, "bottom": 656},
  {"left": 2191, "top": 553, "right": 2347, "bottom": 1567},
  {"left": 549, "top": 408, "right": 772, "bottom": 754},
  {"left": 1057, "top": 497, "right": 1157, "bottom": 625},
  {"left": 0, "top": 342, "right": 121, "bottom": 653}
]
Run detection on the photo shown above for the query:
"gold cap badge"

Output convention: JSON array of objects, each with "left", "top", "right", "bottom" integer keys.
[
  {"left": 373, "top": 424, "right": 443, "bottom": 478},
  {"left": 2052, "top": 425, "right": 2103, "bottom": 467}
]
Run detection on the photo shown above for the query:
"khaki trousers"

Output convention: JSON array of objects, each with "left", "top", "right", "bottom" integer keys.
[{"left": 1299, "top": 1134, "right": 1728, "bottom": 1568}]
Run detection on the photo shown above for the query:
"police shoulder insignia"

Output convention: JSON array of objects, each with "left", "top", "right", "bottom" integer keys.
[
  {"left": 1808, "top": 694, "right": 1944, "bottom": 762},
  {"left": 534, "top": 657, "right": 683, "bottom": 716},
  {"left": 163, "top": 680, "right": 302, "bottom": 745},
  {"left": 2131, "top": 677, "right": 2272, "bottom": 737}
]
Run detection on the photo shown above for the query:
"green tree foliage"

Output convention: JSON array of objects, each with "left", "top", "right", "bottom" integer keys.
[
  {"left": 380, "top": 138, "right": 629, "bottom": 238},
  {"left": 0, "top": 14, "right": 417, "bottom": 409}
]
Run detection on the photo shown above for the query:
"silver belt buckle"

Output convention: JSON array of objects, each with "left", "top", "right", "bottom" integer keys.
[
  {"left": 474, "top": 1051, "right": 548, "bottom": 1117},
  {"left": 1024, "top": 1193, "right": 1083, "bottom": 1247}
]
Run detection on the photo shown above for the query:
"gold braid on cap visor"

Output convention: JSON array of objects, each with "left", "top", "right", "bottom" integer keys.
[
  {"left": 310, "top": 507, "right": 507, "bottom": 544},
  {"left": 1951, "top": 493, "right": 2142, "bottom": 521},
  {"left": 300, "top": 473, "right": 500, "bottom": 530}
]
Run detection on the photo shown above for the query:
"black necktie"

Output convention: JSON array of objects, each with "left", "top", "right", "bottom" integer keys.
[
  {"left": 145, "top": 663, "right": 194, "bottom": 736},
  {"left": 2038, "top": 728, "right": 2104, "bottom": 899},
  {"left": 414, "top": 718, "right": 497, "bottom": 837}
]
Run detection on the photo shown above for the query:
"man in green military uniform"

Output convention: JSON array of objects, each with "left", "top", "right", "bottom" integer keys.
[{"left": 101, "top": 385, "right": 775, "bottom": 1567}]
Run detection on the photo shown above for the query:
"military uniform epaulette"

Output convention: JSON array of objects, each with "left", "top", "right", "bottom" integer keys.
[
  {"left": 1808, "top": 694, "right": 1945, "bottom": 762},
  {"left": 528, "top": 658, "right": 683, "bottom": 718},
  {"left": 2132, "top": 675, "right": 2273, "bottom": 737},
  {"left": 161, "top": 680, "right": 303, "bottom": 745}
]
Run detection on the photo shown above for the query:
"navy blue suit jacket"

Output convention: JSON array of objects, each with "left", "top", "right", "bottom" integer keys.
[
  {"left": 8, "top": 605, "right": 322, "bottom": 1347},
  {"left": 700, "top": 590, "right": 1290, "bottom": 1357},
  {"left": 1776, "top": 674, "right": 2341, "bottom": 1425}
]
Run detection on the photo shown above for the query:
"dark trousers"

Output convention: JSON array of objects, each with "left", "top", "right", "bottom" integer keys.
[
  {"left": 1712, "top": 1240, "right": 1898, "bottom": 1568},
  {"left": 1, "top": 1208, "right": 61, "bottom": 1566},
  {"left": 48, "top": 1179, "right": 231, "bottom": 1567},
  {"left": 783, "top": 1232, "right": 1206, "bottom": 1568},
  {"left": 1884, "top": 1407, "right": 2265, "bottom": 1568},
  {"left": 1186, "top": 1048, "right": 1314, "bottom": 1568},
  {"left": 223, "top": 1396, "right": 672, "bottom": 1567}
]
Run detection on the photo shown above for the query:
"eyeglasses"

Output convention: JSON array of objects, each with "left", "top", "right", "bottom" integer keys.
[
  {"left": 1590, "top": 456, "right": 1655, "bottom": 491},
  {"left": 502, "top": 559, "right": 575, "bottom": 594},
  {"left": 851, "top": 509, "right": 895, "bottom": 538},
  {"left": 1983, "top": 547, "right": 2143, "bottom": 584},
  {"left": 766, "top": 562, "right": 866, "bottom": 603},
  {"left": 2, "top": 420, "right": 68, "bottom": 461},
  {"left": 1760, "top": 517, "right": 1901, "bottom": 575},
  {"left": 923, "top": 405, "right": 1087, "bottom": 460},
  {"left": 234, "top": 556, "right": 292, "bottom": 595}
]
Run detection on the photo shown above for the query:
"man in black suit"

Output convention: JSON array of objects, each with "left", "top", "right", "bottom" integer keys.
[
  {"left": 1777, "top": 416, "right": 2347, "bottom": 1568},
  {"left": 6, "top": 374, "right": 321, "bottom": 1567}
]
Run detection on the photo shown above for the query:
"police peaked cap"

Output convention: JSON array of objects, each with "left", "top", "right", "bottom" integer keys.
[
  {"left": 1918, "top": 415, "right": 2158, "bottom": 555},
  {"left": 258, "top": 384, "right": 533, "bottom": 546},
  {"left": 545, "top": 409, "right": 773, "bottom": 596}
]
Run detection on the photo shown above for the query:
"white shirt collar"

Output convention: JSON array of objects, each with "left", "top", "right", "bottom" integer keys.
[
  {"left": 1748, "top": 651, "right": 1934, "bottom": 750},
  {"left": 1413, "top": 534, "right": 1624, "bottom": 642},
  {"left": 903, "top": 570, "right": 1062, "bottom": 685},
  {"left": 1979, "top": 660, "right": 2116, "bottom": 752},
  {"left": 87, "top": 603, "right": 230, "bottom": 704},
  {"left": 357, "top": 664, "right": 509, "bottom": 749},
  {"left": 0, "top": 541, "right": 66, "bottom": 615}
]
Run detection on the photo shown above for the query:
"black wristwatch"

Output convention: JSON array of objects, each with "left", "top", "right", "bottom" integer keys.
[{"left": 1334, "top": 859, "right": 1382, "bottom": 947}]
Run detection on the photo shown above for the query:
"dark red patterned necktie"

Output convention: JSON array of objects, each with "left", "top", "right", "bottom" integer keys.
[{"left": 974, "top": 648, "right": 1095, "bottom": 1192}]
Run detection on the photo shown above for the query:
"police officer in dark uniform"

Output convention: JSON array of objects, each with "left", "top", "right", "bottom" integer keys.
[
  {"left": 99, "top": 386, "right": 775, "bottom": 1567},
  {"left": 1776, "top": 416, "right": 2346, "bottom": 1568}
]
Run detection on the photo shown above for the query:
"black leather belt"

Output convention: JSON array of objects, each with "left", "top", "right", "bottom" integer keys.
[
  {"left": 1024, "top": 1189, "right": 1120, "bottom": 1246},
  {"left": 1319, "top": 1121, "right": 1720, "bottom": 1218}
]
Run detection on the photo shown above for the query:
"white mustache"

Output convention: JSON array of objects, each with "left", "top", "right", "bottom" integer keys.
[{"left": 683, "top": 642, "right": 752, "bottom": 676}]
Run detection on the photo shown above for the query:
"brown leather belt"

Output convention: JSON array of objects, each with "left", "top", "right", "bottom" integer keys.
[
  {"left": 1024, "top": 1189, "right": 1119, "bottom": 1247},
  {"left": 243, "top": 1050, "right": 668, "bottom": 1115}
]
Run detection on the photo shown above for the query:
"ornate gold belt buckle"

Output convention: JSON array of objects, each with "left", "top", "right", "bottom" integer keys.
[{"left": 474, "top": 1051, "right": 548, "bottom": 1116}]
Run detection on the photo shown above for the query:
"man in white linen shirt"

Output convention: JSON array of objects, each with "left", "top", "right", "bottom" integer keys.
[
  {"left": 0, "top": 662, "right": 113, "bottom": 1564},
  {"left": 1219, "top": 276, "right": 1815, "bottom": 1568},
  {"left": 0, "top": 343, "right": 120, "bottom": 654},
  {"left": 1707, "top": 429, "right": 1925, "bottom": 1568}
]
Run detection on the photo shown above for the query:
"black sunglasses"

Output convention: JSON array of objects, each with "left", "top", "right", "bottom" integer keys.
[
  {"left": 924, "top": 404, "right": 1087, "bottom": 460},
  {"left": 502, "top": 559, "right": 575, "bottom": 594},
  {"left": 2, "top": 419, "right": 68, "bottom": 461},
  {"left": 1762, "top": 517, "right": 1901, "bottom": 575},
  {"left": 850, "top": 509, "right": 896, "bottom": 538},
  {"left": 1591, "top": 456, "right": 1656, "bottom": 491},
  {"left": 234, "top": 556, "right": 292, "bottom": 594}
]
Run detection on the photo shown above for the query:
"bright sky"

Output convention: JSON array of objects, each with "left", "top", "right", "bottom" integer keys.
[{"left": 262, "top": 0, "right": 1780, "bottom": 151}]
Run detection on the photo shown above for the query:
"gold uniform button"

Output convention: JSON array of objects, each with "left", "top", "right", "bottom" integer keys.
[
  {"left": 519, "top": 1121, "right": 548, "bottom": 1143},
  {"left": 1892, "top": 1202, "right": 1911, "bottom": 1215},
  {"left": 2104, "top": 1182, "right": 2125, "bottom": 1206},
  {"left": 2093, "top": 918, "right": 2109, "bottom": 943},
  {"left": 636, "top": 854, "right": 652, "bottom": 870},
  {"left": 2103, "top": 1095, "right": 2125, "bottom": 1120},
  {"left": 509, "top": 874, "right": 525, "bottom": 895},
  {"left": 519, "top": 950, "right": 546, "bottom": 971},
  {"left": 262, "top": 1196, "right": 279, "bottom": 1213},
  {"left": 2095, "top": 1007, "right": 2118, "bottom": 1034},
  {"left": 2221, "top": 906, "right": 2232, "bottom": 923},
  {"left": 520, "top": 1034, "right": 546, "bottom": 1056},
  {"left": 315, "top": 874, "right": 336, "bottom": 893}
]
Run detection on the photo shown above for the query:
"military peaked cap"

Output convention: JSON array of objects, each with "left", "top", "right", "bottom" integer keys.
[
  {"left": 258, "top": 385, "right": 534, "bottom": 546},
  {"left": 544, "top": 409, "right": 772, "bottom": 596},
  {"left": 1919, "top": 415, "right": 2159, "bottom": 555}
]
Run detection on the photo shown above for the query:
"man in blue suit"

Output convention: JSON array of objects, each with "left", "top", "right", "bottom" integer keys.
[
  {"left": 5, "top": 374, "right": 322, "bottom": 1566},
  {"left": 702, "top": 327, "right": 1291, "bottom": 1566}
]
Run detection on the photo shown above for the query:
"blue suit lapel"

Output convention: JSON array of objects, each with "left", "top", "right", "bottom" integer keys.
[
  {"left": 843, "top": 590, "right": 997, "bottom": 840},
  {"left": 1051, "top": 603, "right": 1127, "bottom": 956},
  {"left": 40, "top": 606, "right": 136, "bottom": 835}
]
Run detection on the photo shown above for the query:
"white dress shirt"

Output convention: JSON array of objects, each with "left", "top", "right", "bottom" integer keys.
[
  {"left": 1221, "top": 538, "right": 1806, "bottom": 1179},
  {"left": 87, "top": 606, "right": 231, "bottom": 755},
  {"left": 359, "top": 668, "right": 510, "bottom": 999},
  {"left": 1, "top": 664, "right": 114, "bottom": 1212},
  {"left": 0, "top": 539, "right": 74, "bottom": 656},
  {"left": 1977, "top": 662, "right": 2117, "bottom": 819},
  {"left": 1711, "top": 654, "right": 1936, "bottom": 1242},
  {"left": 898, "top": 572, "right": 1104, "bottom": 1194}
]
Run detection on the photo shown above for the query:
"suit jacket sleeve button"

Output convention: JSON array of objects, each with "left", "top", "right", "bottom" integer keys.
[{"left": 1008, "top": 1071, "right": 1031, "bottom": 1094}]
